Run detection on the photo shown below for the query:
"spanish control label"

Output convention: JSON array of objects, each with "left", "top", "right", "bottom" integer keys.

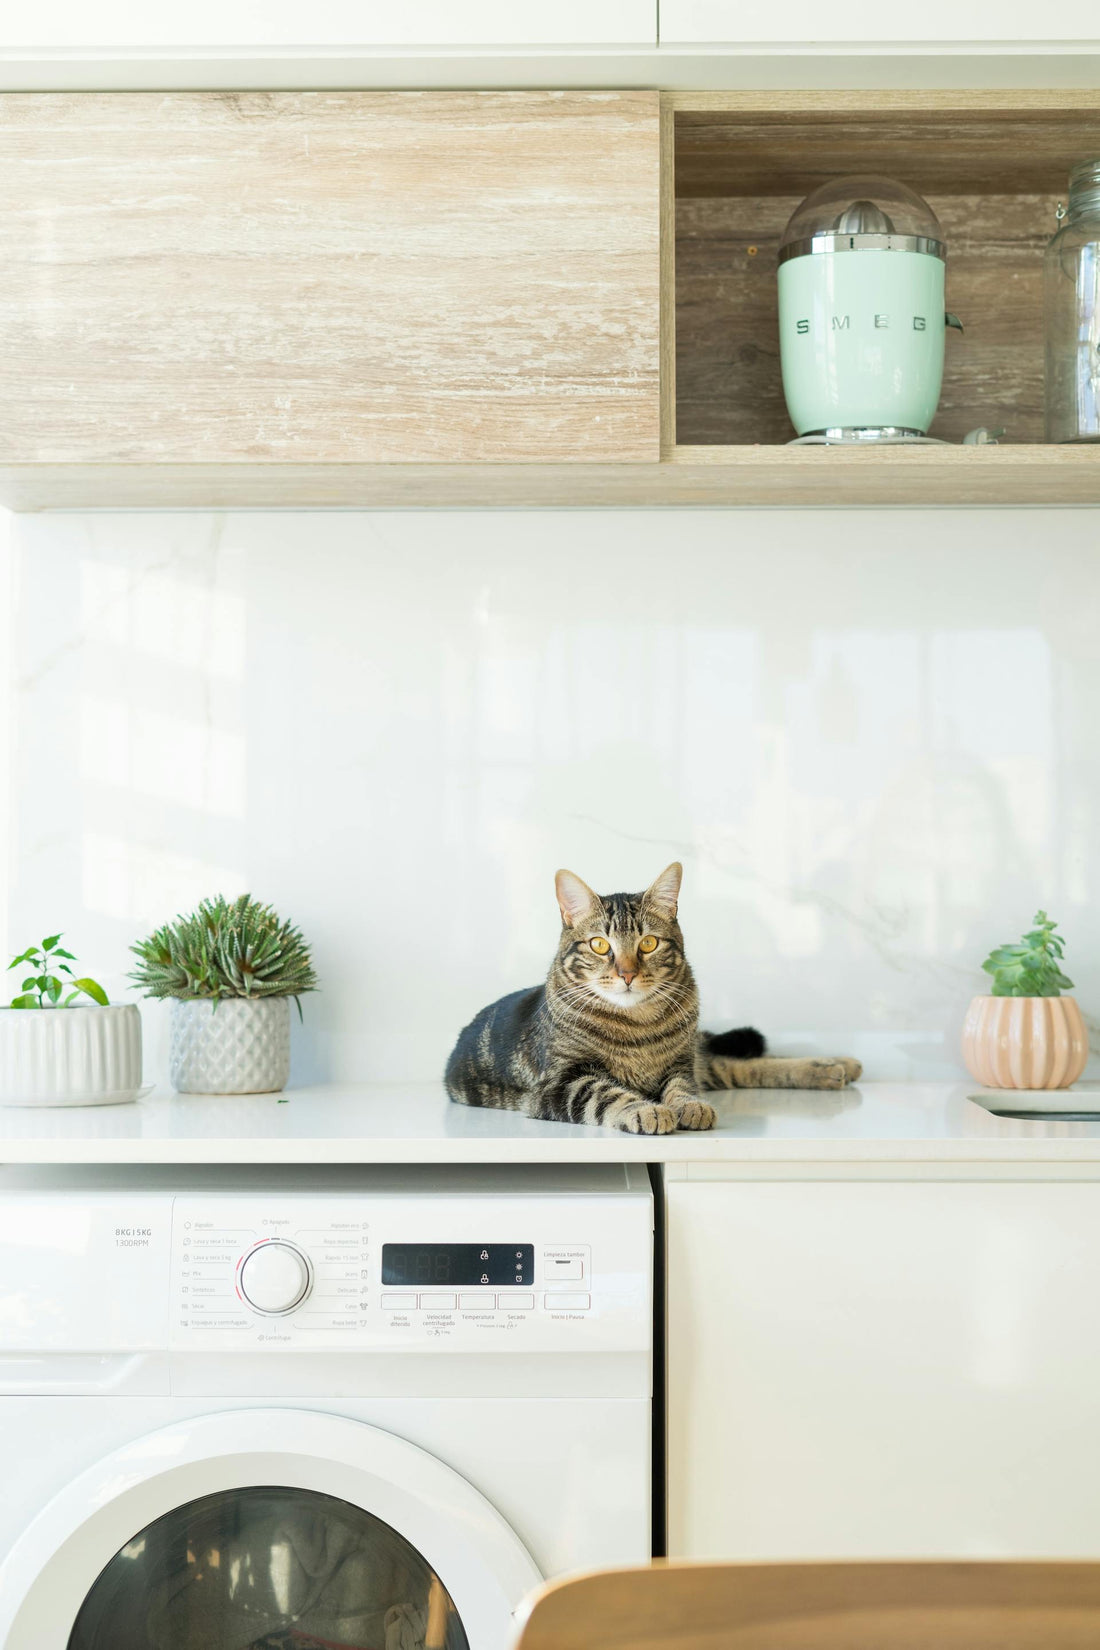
[{"left": 170, "top": 1200, "right": 373, "bottom": 1346}]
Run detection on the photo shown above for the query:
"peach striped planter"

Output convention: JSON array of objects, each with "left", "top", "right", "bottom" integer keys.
[{"left": 962, "top": 995, "right": 1089, "bottom": 1090}]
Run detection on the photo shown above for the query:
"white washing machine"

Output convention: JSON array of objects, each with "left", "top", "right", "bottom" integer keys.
[{"left": 0, "top": 1162, "right": 653, "bottom": 1650}]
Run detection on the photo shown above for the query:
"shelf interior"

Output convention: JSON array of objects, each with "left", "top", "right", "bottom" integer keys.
[{"left": 674, "top": 102, "right": 1100, "bottom": 449}]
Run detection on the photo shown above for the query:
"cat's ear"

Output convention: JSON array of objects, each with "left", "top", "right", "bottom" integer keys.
[
  {"left": 644, "top": 862, "right": 682, "bottom": 920},
  {"left": 555, "top": 868, "right": 598, "bottom": 928}
]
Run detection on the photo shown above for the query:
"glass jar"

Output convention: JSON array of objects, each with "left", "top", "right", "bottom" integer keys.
[{"left": 1045, "top": 159, "right": 1100, "bottom": 442}]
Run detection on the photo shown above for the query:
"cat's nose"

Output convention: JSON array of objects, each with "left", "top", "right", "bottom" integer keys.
[{"left": 618, "top": 967, "right": 638, "bottom": 987}]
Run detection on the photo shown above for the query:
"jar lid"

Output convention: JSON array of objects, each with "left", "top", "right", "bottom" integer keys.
[
  {"left": 778, "top": 173, "right": 945, "bottom": 264},
  {"left": 1067, "top": 158, "right": 1100, "bottom": 212},
  {"left": 1070, "top": 158, "right": 1100, "bottom": 190}
]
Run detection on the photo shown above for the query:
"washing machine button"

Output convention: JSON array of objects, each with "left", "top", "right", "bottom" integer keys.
[
  {"left": 544, "top": 1292, "right": 591, "bottom": 1311},
  {"left": 239, "top": 1241, "right": 312, "bottom": 1315}
]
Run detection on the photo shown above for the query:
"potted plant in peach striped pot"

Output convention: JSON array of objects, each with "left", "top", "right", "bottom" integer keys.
[{"left": 962, "top": 911, "right": 1088, "bottom": 1090}]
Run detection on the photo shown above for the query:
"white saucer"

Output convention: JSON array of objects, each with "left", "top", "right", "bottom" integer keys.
[
  {"left": 0, "top": 1084, "right": 154, "bottom": 1109},
  {"left": 971, "top": 1085, "right": 1100, "bottom": 1118}
]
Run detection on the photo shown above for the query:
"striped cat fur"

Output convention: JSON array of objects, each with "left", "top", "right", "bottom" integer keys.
[{"left": 446, "top": 863, "right": 862, "bottom": 1135}]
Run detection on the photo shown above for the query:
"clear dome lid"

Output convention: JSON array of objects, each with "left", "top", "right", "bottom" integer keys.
[{"left": 779, "top": 174, "right": 945, "bottom": 262}]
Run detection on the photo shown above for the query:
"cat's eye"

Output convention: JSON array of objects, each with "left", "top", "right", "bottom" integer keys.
[
  {"left": 638, "top": 935, "right": 659, "bottom": 954},
  {"left": 589, "top": 936, "right": 611, "bottom": 955}
]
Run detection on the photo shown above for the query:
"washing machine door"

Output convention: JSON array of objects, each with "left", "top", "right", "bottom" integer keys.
[{"left": 0, "top": 1409, "right": 540, "bottom": 1650}]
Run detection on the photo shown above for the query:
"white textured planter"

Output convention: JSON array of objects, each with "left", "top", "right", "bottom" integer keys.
[
  {"left": 0, "top": 1004, "right": 143, "bottom": 1107},
  {"left": 170, "top": 996, "right": 291, "bottom": 1094}
]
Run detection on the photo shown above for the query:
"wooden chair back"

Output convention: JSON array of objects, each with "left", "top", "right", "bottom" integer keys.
[{"left": 513, "top": 1561, "right": 1100, "bottom": 1650}]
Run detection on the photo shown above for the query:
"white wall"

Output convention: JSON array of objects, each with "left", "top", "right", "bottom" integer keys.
[
  {"left": 0, "top": 1, "right": 655, "bottom": 49},
  {"left": 2, "top": 508, "right": 1096, "bottom": 1088}
]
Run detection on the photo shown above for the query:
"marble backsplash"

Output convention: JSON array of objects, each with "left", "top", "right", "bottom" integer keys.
[{"left": 2, "top": 507, "right": 1097, "bottom": 1088}]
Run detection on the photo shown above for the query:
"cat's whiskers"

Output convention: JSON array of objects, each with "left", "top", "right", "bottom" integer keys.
[
  {"left": 648, "top": 980, "right": 698, "bottom": 1036},
  {"left": 549, "top": 983, "right": 598, "bottom": 1037},
  {"left": 659, "top": 983, "right": 696, "bottom": 1023},
  {"left": 555, "top": 986, "right": 610, "bottom": 1030}
]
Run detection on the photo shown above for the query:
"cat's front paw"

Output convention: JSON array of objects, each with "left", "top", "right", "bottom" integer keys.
[
  {"left": 673, "top": 1099, "right": 717, "bottom": 1131},
  {"left": 616, "top": 1101, "right": 678, "bottom": 1135}
]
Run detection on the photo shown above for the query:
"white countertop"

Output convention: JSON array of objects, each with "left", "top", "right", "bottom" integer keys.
[{"left": 4, "top": 1081, "right": 1100, "bottom": 1166}]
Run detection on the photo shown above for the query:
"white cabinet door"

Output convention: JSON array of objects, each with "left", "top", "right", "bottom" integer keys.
[
  {"left": 8, "top": 1, "right": 657, "bottom": 48},
  {"left": 660, "top": 0, "right": 1098, "bottom": 42},
  {"left": 667, "top": 1178, "right": 1100, "bottom": 1561}
]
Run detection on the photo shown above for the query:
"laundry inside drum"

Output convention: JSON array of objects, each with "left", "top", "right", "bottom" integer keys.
[{"left": 66, "top": 1484, "right": 469, "bottom": 1650}]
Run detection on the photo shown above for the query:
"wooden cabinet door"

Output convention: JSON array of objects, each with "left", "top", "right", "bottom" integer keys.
[
  {"left": 0, "top": 92, "right": 659, "bottom": 464},
  {"left": 660, "top": 0, "right": 1100, "bottom": 42}
]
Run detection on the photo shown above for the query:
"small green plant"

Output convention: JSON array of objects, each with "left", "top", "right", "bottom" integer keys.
[
  {"left": 129, "top": 894, "right": 317, "bottom": 1014},
  {"left": 981, "top": 911, "right": 1074, "bottom": 998},
  {"left": 6, "top": 934, "right": 109, "bottom": 1009}
]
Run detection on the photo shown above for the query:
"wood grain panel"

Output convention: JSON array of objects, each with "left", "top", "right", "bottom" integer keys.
[
  {"left": 517, "top": 1561, "right": 1100, "bottom": 1650},
  {"left": 3, "top": 445, "right": 1100, "bottom": 508},
  {"left": 659, "top": 96, "right": 678, "bottom": 453},
  {"left": 676, "top": 112, "right": 1100, "bottom": 199},
  {"left": 0, "top": 91, "right": 660, "bottom": 464},
  {"left": 673, "top": 91, "right": 1100, "bottom": 198}
]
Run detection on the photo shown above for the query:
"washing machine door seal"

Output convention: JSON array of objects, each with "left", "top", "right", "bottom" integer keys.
[{"left": 0, "top": 1408, "right": 541, "bottom": 1650}]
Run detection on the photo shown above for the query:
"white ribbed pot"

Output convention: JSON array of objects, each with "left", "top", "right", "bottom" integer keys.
[
  {"left": 169, "top": 996, "right": 291, "bottom": 1094},
  {"left": 0, "top": 1004, "right": 143, "bottom": 1107},
  {"left": 962, "top": 995, "right": 1089, "bottom": 1090}
]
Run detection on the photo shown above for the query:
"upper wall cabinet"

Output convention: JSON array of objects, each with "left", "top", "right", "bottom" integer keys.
[
  {"left": 0, "top": 91, "right": 659, "bottom": 465},
  {"left": 5, "top": 2, "right": 657, "bottom": 48},
  {"left": 660, "top": 0, "right": 1100, "bottom": 42}
]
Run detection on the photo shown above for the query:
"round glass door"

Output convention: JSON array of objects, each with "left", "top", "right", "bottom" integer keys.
[{"left": 67, "top": 1485, "right": 469, "bottom": 1650}]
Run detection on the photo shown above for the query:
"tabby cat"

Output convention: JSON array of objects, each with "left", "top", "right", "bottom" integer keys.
[{"left": 445, "top": 863, "right": 861, "bottom": 1134}]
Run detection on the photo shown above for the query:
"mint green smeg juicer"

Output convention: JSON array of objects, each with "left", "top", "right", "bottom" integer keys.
[{"left": 778, "top": 174, "right": 961, "bottom": 443}]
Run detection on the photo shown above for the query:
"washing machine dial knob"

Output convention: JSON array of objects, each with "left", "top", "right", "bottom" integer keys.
[{"left": 239, "top": 1240, "right": 312, "bottom": 1315}]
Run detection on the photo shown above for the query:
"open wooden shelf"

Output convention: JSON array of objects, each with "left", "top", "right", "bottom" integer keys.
[{"left": 662, "top": 89, "right": 1100, "bottom": 505}]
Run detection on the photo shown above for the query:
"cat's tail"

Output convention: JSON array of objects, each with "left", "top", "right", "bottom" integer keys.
[{"left": 694, "top": 1026, "right": 766, "bottom": 1091}]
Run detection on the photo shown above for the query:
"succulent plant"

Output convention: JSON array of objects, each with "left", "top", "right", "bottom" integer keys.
[
  {"left": 129, "top": 894, "right": 317, "bottom": 1011},
  {"left": 980, "top": 910, "right": 1074, "bottom": 998}
]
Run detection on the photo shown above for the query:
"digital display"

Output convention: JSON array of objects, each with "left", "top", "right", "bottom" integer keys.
[{"left": 381, "top": 1243, "right": 534, "bottom": 1288}]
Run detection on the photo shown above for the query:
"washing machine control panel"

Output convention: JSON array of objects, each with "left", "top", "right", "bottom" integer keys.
[
  {"left": 172, "top": 1205, "right": 370, "bottom": 1338},
  {"left": 168, "top": 1191, "right": 647, "bottom": 1352}
]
